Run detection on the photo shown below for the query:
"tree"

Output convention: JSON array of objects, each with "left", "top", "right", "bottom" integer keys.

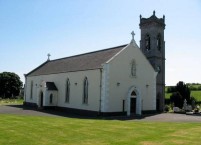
[
  {"left": 170, "top": 81, "right": 191, "bottom": 108},
  {"left": 175, "top": 81, "right": 191, "bottom": 103},
  {"left": 0, "top": 72, "right": 23, "bottom": 98},
  {"left": 170, "top": 92, "right": 183, "bottom": 108}
]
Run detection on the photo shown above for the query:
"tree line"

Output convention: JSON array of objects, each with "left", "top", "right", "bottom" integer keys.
[{"left": 167, "top": 84, "right": 201, "bottom": 93}]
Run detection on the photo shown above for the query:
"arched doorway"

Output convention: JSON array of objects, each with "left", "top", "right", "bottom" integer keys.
[
  {"left": 127, "top": 86, "right": 141, "bottom": 116},
  {"left": 40, "top": 91, "right": 43, "bottom": 108},
  {"left": 130, "top": 91, "right": 137, "bottom": 113}
]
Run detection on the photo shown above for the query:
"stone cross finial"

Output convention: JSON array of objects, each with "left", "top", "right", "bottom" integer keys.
[
  {"left": 153, "top": 10, "right": 155, "bottom": 16},
  {"left": 47, "top": 53, "right": 51, "bottom": 61},
  {"left": 131, "top": 31, "right": 135, "bottom": 41}
]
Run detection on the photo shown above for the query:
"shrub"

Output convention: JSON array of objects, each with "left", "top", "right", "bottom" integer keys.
[
  {"left": 197, "top": 86, "right": 201, "bottom": 90},
  {"left": 164, "top": 105, "right": 170, "bottom": 112},
  {"left": 170, "top": 92, "right": 183, "bottom": 108}
]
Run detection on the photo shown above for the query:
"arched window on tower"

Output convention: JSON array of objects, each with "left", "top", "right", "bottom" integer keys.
[
  {"left": 65, "top": 78, "right": 70, "bottom": 103},
  {"left": 83, "top": 77, "right": 88, "bottom": 104},
  {"left": 157, "top": 34, "right": 161, "bottom": 51},
  {"left": 130, "top": 59, "right": 136, "bottom": 77},
  {"left": 145, "top": 34, "right": 151, "bottom": 51}
]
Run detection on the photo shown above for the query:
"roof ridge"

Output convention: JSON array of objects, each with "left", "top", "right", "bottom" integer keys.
[
  {"left": 26, "top": 44, "right": 127, "bottom": 77},
  {"left": 50, "top": 44, "right": 128, "bottom": 62}
]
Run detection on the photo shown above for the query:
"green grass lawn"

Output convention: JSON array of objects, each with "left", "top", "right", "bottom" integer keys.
[
  {"left": 0, "top": 98, "right": 24, "bottom": 105},
  {"left": 0, "top": 114, "right": 200, "bottom": 145}
]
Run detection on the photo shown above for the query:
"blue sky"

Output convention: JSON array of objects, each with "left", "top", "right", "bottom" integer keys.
[{"left": 0, "top": 0, "right": 201, "bottom": 86}]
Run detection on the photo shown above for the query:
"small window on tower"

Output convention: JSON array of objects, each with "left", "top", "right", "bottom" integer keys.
[
  {"left": 145, "top": 34, "right": 151, "bottom": 51},
  {"left": 157, "top": 34, "right": 161, "bottom": 51}
]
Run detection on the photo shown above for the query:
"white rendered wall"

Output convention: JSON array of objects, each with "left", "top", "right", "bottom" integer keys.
[
  {"left": 25, "top": 69, "right": 101, "bottom": 112},
  {"left": 106, "top": 43, "right": 157, "bottom": 112}
]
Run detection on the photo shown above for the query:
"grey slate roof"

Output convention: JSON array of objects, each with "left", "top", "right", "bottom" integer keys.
[{"left": 26, "top": 44, "right": 127, "bottom": 77}]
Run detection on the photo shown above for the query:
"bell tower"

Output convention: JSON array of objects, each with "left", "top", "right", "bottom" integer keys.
[{"left": 139, "top": 11, "right": 166, "bottom": 111}]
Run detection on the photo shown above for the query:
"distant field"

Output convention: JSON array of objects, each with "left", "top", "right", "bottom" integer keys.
[
  {"left": 188, "top": 84, "right": 201, "bottom": 88},
  {"left": 165, "top": 91, "right": 201, "bottom": 101},
  {"left": 191, "top": 91, "right": 201, "bottom": 101}
]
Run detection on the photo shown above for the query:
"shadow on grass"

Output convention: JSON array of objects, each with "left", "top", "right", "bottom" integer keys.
[{"left": 5, "top": 104, "right": 163, "bottom": 121}]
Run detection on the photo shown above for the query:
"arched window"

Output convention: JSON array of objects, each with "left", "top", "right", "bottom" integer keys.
[
  {"left": 83, "top": 77, "right": 88, "bottom": 104},
  {"left": 131, "top": 59, "right": 136, "bottom": 77},
  {"left": 145, "top": 34, "right": 151, "bottom": 51},
  {"left": 65, "top": 78, "right": 70, "bottom": 103},
  {"left": 157, "top": 34, "right": 161, "bottom": 51},
  {"left": 30, "top": 81, "right": 33, "bottom": 99},
  {"left": 50, "top": 94, "right": 53, "bottom": 104}
]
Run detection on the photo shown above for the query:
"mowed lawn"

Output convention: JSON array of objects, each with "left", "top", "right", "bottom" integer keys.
[{"left": 0, "top": 114, "right": 201, "bottom": 145}]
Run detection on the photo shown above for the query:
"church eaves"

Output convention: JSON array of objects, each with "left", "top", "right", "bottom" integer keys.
[{"left": 26, "top": 44, "right": 127, "bottom": 77}]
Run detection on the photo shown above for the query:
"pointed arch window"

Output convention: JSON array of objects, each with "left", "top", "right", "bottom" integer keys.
[
  {"left": 50, "top": 94, "right": 53, "bottom": 104},
  {"left": 30, "top": 81, "right": 33, "bottom": 99},
  {"left": 145, "top": 34, "right": 151, "bottom": 51},
  {"left": 83, "top": 77, "right": 88, "bottom": 104},
  {"left": 131, "top": 59, "right": 136, "bottom": 77},
  {"left": 157, "top": 34, "right": 161, "bottom": 51},
  {"left": 65, "top": 78, "right": 70, "bottom": 103}
]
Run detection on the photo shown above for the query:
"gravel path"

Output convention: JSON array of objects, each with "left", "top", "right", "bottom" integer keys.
[
  {"left": 139, "top": 113, "right": 201, "bottom": 122},
  {"left": 0, "top": 105, "right": 59, "bottom": 117},
  {"left": 0, "top": 105, "right": 201, "bottom": 122}
]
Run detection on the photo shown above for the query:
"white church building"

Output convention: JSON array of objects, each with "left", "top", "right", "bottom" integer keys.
[
  {"left": 24, "top": 38, "right": 157, "bottom": 116},
  {"left": 24, "top": 12, "right": 165, "bottom": 116}
]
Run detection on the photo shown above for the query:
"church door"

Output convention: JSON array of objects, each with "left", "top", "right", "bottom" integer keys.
[
  {"left": 40, "top": 92, "right": 43, "bottom": 108},
  {"left": 127, "top": 87, "right": 141, "bottom": 116},
  {"left": 130, "top": 98, "right": 136, "bottom": 113},
  {"left": 130, "top": 90, "right": 137, "bottom": 114}
]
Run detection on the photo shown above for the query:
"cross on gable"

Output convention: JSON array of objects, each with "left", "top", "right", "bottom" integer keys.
[
  {"left": 131, "top": 31, "right": 135, "bottom": 41},
  {"left": 47, "top": 53, "right": 51, "bottom": 61}
]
